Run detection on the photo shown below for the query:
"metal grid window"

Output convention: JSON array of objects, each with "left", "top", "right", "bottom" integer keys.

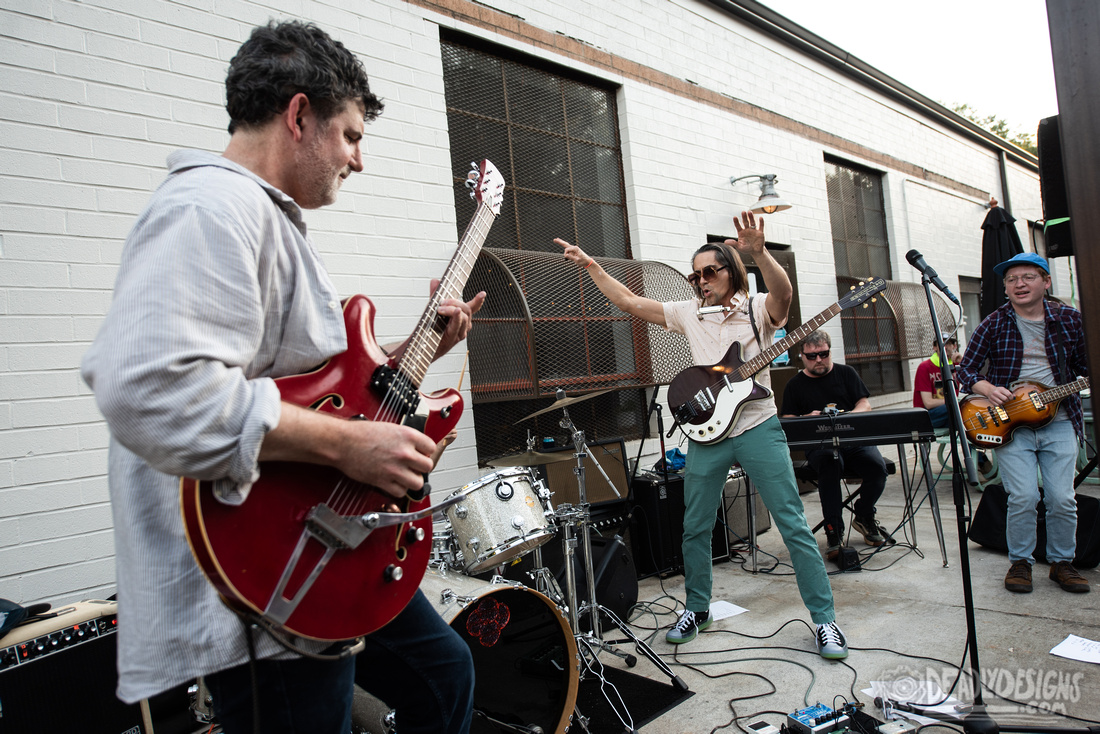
[
  {"left": 441, "top": 35, "right": 650, "bottom": 462},
  {"left": 825, "top": 158, "right": 902, "bottom": 394}
]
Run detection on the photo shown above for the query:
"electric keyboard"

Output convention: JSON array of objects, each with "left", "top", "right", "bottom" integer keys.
[{"left": 780, "top": 408, "right": 935, "bottom": 450}]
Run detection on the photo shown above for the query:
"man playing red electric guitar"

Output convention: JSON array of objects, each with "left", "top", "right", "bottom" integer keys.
[
  {"left": 955, "top": 252, "right": 1089, "bottom": 595},
  {"left": 82, "top": 21, "right": 483, "bottom": 734}
]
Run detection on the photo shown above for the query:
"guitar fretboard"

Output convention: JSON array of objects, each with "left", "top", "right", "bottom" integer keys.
[
  {"left": 1038, "top": 376, "right": 1090, "bottom": 405},
  {"left": 399, "top": 203, "right": 496, "bottom": 386},
  {"left": 736, "top": 304, "right": 842, "bottom": 380}
]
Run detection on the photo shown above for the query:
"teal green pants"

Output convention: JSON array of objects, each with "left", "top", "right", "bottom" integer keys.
[{"left": 682, "top": 416, "right": 836, "bottom": 624}]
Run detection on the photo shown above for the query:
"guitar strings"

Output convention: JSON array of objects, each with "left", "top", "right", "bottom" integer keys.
[{"left": 327, "top": 205, "right": 495, "bottom": 518}]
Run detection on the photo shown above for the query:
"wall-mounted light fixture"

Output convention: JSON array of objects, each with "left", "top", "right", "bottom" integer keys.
[{"left": 730, "top": 173, "right": 792, "bottom": 213}]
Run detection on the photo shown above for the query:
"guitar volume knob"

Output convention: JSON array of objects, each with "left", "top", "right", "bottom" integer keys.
[
  {"left": 384, "top": 564, "right": 403, "bottom": 582},
  {"left": 406, "top": 526, "right": 425, "bottom": 543}
]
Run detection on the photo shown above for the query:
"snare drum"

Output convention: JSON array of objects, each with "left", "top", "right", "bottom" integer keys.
[
  {"left": 421, "top": 570, "right": 578, "bottom": 734},
  {"left": 443, "top": 468, "right": 553, "bottom": 574}
]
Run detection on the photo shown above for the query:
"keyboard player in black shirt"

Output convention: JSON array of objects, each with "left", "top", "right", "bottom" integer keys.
[{"left": 781, "top": 330, "right": 892, "bottom": 562}]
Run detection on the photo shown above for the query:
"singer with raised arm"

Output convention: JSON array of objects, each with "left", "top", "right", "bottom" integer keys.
[
  {"left": 955, "top": 252, "right": 1089, "bottom": 595},
  {"left": 555, "top": 213, "right": 849, "bottom": 659}
]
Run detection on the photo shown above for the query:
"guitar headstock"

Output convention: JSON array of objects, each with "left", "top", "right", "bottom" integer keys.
[
  {"left": 465, "top": 159, "right": 506, "bottom": 216},
  {"left": 841, "top": 276, "right": 887, "bottom": 310}
]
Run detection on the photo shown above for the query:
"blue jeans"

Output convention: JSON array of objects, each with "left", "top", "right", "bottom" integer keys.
[
  {"left": 995, "top": 420, "right": 1078, "bottom": 565},
  {"left": 682, "top": 416, "right": 836, "bottom": 624},
  {"left": 355, "top": 590, "right": 474, "bottom": 734},
  {"left": 207, "top": 590, "right": 474, "bottom": 734},
  {"left": 206, "top": 642, "right": 356, "bottom": 734},
  {"left": 927, "top": 405, "right": 948, "bottom": 428}
]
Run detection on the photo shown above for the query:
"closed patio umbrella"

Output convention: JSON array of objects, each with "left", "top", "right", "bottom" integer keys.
[{"left": 980, "top": 205, "right": 1024, "bottom": 320}]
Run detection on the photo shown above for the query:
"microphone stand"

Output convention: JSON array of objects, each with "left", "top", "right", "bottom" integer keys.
[
  {"left": 631, "top": 386, "right": 668, "bottom": 485},
  {"left": 918, "top": 272, "right": 1093, "bottom": 734}
]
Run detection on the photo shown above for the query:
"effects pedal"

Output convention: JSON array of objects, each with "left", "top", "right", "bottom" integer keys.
[
  {"left": 787, "top": 703, "right": 850, "bottom": 734},
  {"left": 747, "top": 721, "right": 780, "bottom": 734},
  {"left": 879, "top": 720, "right": 919, "bottom": 734}
]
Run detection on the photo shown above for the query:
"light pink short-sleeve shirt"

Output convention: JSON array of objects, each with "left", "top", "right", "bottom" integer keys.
[{"left": 663, "top": 291, "right": 784, "bottom": 437}]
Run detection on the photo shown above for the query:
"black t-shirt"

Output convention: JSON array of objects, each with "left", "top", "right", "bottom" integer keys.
[{"left": 781, "top": 363, "right": 870, "bottom": 416}]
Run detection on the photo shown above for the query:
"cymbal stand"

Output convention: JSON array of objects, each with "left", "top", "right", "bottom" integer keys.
[{"left": 555, "top": 404, "right": 688, "bottom": 692}]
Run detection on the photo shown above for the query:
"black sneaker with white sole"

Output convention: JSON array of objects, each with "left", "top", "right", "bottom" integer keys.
[{"left": 665, "top": 609, "right": 711, "bottom": 644}]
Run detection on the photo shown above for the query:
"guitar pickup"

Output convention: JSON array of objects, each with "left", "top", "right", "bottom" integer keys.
[
  {"left": 371, "top": 364, "right": 420, "bottom": 416},
  {"left": 674, "top": 403, "right": 697, "bottom": 424},
  {"left": 694, "top": 388, "right": 715, "bottom": 412},
  {"left": 989, "top": 406, "right": 1009, "bottom": 425}
]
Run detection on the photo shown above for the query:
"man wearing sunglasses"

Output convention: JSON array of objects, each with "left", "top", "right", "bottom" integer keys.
[
  {"left": 555, "top": 213, "right": 848, "bottom": 660},
  {"left": 780, "top": 331, "right": 893, "bottom": 563},
  {"left": 955, "top": 252, "right": 1089, "bottom": 595}
]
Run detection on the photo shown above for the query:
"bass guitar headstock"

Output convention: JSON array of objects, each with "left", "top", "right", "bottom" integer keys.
[{"left": 841, "top": 276, "right": 886, "bottom": 310}]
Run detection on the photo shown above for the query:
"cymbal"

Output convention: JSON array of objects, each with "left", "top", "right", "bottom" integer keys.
[
  {"left": 485, "top": 450, "right": 575, "bottom": 468},
  {"left": 514, "top": 388, "right": 616, "bottom": 424}
]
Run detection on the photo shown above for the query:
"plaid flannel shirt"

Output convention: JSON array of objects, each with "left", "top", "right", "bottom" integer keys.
[{"left": 955, "top": 299, "right": 1088, "bottom": 439}]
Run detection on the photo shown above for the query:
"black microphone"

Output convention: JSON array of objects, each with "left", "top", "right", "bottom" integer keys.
[{"left": 906, "top": 250, "right": 960, "bottom": 306}]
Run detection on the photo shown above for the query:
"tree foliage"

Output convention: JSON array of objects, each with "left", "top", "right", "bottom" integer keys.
[{"left": 949, "top": 103, "right": 1038, "bottom": 156}]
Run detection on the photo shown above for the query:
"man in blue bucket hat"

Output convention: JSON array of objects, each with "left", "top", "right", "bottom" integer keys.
[{"left": 956, "top": 252, "right": 1090, "bottom": 594}]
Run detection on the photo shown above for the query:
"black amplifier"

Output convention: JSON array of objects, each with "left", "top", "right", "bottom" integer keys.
[
  {"left": 628, "top": 472, "right": 730, "bottom": 579},
  {"left": 0, "top": 600, "right": 197, "bottom": 734},
  {"left": 0, "top": 600, "right": 147, "bottom": 733}
]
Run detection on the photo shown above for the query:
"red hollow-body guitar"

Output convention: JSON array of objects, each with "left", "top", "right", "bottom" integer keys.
[
  {"left": 668, "top": 277, "right": 886, "bottom": 444},
  {"left": 181, "top": 160, "right": 505, "bottom": 641},
  {"left": 960, "top": 376, "right": 1090, "bottom": 449}
]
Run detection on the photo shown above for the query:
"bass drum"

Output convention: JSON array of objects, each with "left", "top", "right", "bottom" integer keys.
[{"left": 421, "top": 569, "right": 579, "bottom": 733}]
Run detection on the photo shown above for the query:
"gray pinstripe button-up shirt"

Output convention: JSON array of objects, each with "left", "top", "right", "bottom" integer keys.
[{"left": 82, "top": 149, "right": 347, "bottom": 702}]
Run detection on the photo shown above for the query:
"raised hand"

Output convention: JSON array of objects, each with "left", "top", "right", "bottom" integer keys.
[{"left": 728, "top": 211, "right": 765, "bottom": 255}]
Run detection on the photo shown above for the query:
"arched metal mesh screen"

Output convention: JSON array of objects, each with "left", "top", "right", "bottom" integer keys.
[
  {"left": 881, "top": 280, "right": 959, "bottom": 360},
  {"left": 462, "top": 248, "right": 695, "bottom": 463},
  {"left": 835, "top": 276, "right": 958, "bottom": 394}
]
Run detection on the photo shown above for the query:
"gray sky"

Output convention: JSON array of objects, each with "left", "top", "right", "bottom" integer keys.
[{"left": 759, "top": 0, "right": 1058, "bottom": 138}]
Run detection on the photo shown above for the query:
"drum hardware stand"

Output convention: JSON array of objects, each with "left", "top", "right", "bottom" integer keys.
[{"left": 552, "top": 399, "right": 689, "bottom": 693}]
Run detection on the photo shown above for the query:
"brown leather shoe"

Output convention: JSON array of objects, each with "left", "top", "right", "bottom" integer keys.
[
  {"left": 1049, "top": 561, "right": 1090, "bottom": 593},
  {"left": 1004, "top": 560, "right": 1032, "bottom": 593}
]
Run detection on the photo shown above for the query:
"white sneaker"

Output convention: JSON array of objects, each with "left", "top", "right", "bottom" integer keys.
[{"left": 815, "top": 621, "right": 848, "bottom": 659}]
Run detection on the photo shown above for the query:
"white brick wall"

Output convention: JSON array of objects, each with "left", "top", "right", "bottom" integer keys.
[{"left": 0, "top": 0, "right": 1052, "bottom": 608}]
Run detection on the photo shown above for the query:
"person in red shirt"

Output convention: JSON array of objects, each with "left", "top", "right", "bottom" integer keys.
[{"left": 912, "top": 337, "right": 959, "bottom": 428}]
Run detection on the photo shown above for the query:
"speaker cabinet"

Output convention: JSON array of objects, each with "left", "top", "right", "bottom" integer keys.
[
  {"left": 540, "top": 438, "right": 631, "bottom": 508},
  {"left": 1038, "top": 115, "right": 1073, "bottom": 258},
  {"left": 629, "top": 473, "right": 730, "bottom": 579},
  {"left": 0, "top": 600, "right": 196, "bottom": 734},
  {"left": 0, "top": 601, "right": 144, "bottom": 734}
]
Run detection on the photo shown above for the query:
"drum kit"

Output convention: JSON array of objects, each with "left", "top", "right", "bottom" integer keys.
[
  {"left": 388, "top": 388, "right": 687, "bottom": 734},
  {"left": 184, "top": 390, "right": 683, "bottom": 734}
]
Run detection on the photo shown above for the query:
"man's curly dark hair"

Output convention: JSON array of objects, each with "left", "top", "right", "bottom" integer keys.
[{"left": 225, "top": 20, "right": 384, "bottom": 134}]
